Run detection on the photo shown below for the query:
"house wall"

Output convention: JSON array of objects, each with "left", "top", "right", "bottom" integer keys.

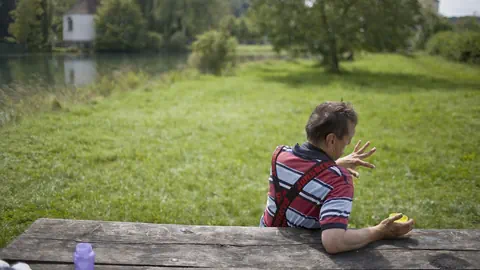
[{"left": 63, "top": 15, "right": 96, "bottom": 42}]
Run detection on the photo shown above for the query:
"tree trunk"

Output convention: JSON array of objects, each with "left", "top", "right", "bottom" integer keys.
[
  {"left": 318, "top": 0, "right": 340, "bottom": 73},
  {"left": 40, "top": 0, "right": 50, "bottom": 49}
]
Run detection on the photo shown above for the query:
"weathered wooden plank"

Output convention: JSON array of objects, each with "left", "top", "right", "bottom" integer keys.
[
  {"left": 1, "top": 238, "right": 479, "bottom": 269},
  {"left": 15, "top": 219, "right": 480, "bottom": 251},
  {"left": 22, "top": 264, "right": 191, "bottom": 270},
  {"left": 26, "top": 265, "right": 264, "bottom": 270},
  {"left": 26, "top": 265, "right": 261, "bottom": 270}
]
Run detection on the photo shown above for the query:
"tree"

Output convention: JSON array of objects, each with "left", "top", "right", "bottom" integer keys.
[
  {"left": 151, "top": 0, "right": 230, "bottom": 50},
  {"left": 95, "top": 0, "right": 147, "bottom": 52},
  {"left": 251, "top": 0, "right": 422, "bottom": 72},
  {"left": 49, "top": 0, "right": 77, "bottom": 41},
  {"left": 8, "top": 0, "right": 49, "bottom": 50},
  {"left": 220, "top": 15, "right": 239, "bottom": 37},
  {"left": 415, "top": 10, "right": 452, "bottom": 49},
  {"left": 230, "top": 0, "right": 250, "bottom": 17},
  {"left": 358, "top": 0, "right": 423, "bottom": 52},
  {"left": 453, "top": 17, "right": 480, "bottom": 32},
  {"left": 7, "top": 0, "right": 77, "bottom": 49},
  {"left": 136, "top": 0, "right": 157, "bottom": 30}
]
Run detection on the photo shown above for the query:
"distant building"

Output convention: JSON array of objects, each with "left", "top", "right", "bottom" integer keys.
[
  {"left": 418, "top": 0, "right": 440, "bottom": 14},
  {"left": 63, "top": 0, "right": 99, "bottom": 46}
]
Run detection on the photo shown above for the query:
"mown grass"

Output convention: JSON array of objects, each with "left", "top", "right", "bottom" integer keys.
[
  {"left": 1, "top": 53, "right": 479, "bottom": 247},
  {"left": 237, "top": 44, "right": 284, "bottom": 56}
]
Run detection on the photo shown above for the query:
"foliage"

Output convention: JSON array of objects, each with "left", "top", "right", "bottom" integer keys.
[
  {"left": 8, "top": 0, "right": 49, "bottom": 51},
  {"left": 358, "top": 0, "right": 423, "bottom": 52},
  {"left": 145, "top": 31, "right": 164, "bottom": 52},
  {"left": 426, "top": 31, "right": 480, "bottom": 64},
  {"left": 95, "top": 0, "right": 147, "bottom": 52},
  {"left": 220, "top": 15, "right": 238, "bottom": 37},
  {"left": 452, "top": 16, "right": 480, "bottom": 33},
  {"left": 6, "top": 0, "right": 77, "bottom": 50},
  {"left": 230, "top": 0, "right": 250, "bottom": 17},
  {"left": 415, "top": 10, "right": 453, "bottom": 50},
  {"left": 165, "top": 31, "right": 188, "bottom": 51},
  {"left": 49, "top": 0, "right": 77, "bottom": 41},
  {"left": 189, "top": 30, "right": 238, "bottom": 75},
  {"left": 150, "top": 0, "right": 230, "bottom": 50},
  {"left": 1, "top": 54, "right": 479, "bottom": 248},
  {"left": 220, "top": 15, "right": 262, "bottom": 44},
  {"left": 250, "top": 0, "right": 422, "bottom": 72}
]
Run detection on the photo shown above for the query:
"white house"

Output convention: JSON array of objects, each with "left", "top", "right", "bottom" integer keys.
[{"left": 63, "top": 0, "right": 99, "bottom": 46}]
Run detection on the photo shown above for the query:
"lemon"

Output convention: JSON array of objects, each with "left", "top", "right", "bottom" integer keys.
[{"left": 389, "top": 213, "right": 409, "bottom": 223}]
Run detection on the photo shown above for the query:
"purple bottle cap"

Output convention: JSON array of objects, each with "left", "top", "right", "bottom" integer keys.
[{"left": 75, "top": 243, "right": 93, "bottom": 257}]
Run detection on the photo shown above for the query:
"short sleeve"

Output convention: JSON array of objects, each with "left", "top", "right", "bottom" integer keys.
[{"left": 319, "top": 177, "right": 354, "bottom": 231}]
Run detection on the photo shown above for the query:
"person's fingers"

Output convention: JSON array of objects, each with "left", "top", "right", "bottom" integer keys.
[
  {"left": 399, "top": 219, "right": 415, "bottom": 235},
  {"left": 357, "top": 141, "right": 371, "bottom": 154},
  {"left": 358, "top": 147, "right": 377, "bottom": 159},
  {"left": 387, "top": 213, "right": 404, "bottom": 224},
  {"left": 347, "top": 168, "right": 359, "bottom": 178},
  {"left": 354, "top": 140, "right": 362, "bottom": 152},
  {"left": 355, "top": 159, "right": 376, "bottom": 169},
  {"left": 406, "top": 219, "right": 415, "bottom": 230}
]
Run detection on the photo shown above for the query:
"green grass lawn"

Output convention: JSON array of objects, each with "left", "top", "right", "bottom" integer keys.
[
  {"left": 237, "top": 44, "right": 283, "bottom": 56},
  {"left": 1, "top": 53, "right": 479, "bottom": 247}
]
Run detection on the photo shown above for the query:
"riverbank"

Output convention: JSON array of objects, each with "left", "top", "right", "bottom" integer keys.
[
  {"left": 0, "top": 46, "right": 284, "bottom": 127},
  {"left": 1, "top": 53, "right": 479, "bottom": 247}
]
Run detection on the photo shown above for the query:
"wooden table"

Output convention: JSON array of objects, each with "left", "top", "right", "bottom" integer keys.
[{"left": 1, "top": 218, "right": 479, "bottom": 269}]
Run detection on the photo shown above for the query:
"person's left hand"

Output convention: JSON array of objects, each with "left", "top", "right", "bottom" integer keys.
[{"left": 336, "top": 140, "right": 376, "bottom": 178}]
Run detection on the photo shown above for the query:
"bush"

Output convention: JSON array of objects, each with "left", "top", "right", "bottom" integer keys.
[
  {"left": 94, "top": 0, "right": 147, "bottom": 52},
  {"left": 426, "top": 31, "right": 480, "bottom": 64},
  {"left": 188, "top": 30, "right": 238, "bottom": 75},
  {"left": 146, "top": 32, "right": 164, "bottom": 52},
  {"left": 166, "top": 31, "right": 188, "bottom": 51}
]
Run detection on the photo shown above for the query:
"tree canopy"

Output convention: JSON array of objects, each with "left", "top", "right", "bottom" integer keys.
[
  {"left": 95, "top": 0, "right": 147, "bottom": 52},
  {"left": 134, "top": 0, "right": 230, "bottom": 50},
  {"left": 251, "top": 0, "right": 422, "bottom": 72},
  {"left": 8, "top": 0, "right": 49, "bottom": 50}
]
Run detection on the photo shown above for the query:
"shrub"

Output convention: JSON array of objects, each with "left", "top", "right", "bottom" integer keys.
[
  {"left": 188, "top": 30, "right": 238, "bottom": 75},
  {"left": 426, "top": 31, "right": 480, "bottom": 64},
  {"left": 166, "top": 31, "right": 188, "bottom": 51},
  {"left": 146, "top": 32, "right": 164, "bottom": 52}
]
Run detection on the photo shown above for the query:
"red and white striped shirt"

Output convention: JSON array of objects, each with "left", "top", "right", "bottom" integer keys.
[{"left": 260, "top": 142, "right": 354, "bottom": 230}]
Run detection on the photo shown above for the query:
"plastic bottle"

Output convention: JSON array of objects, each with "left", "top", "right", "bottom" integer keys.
[{"left": 73, "top": 243, "right": 95, "bottom": 270}]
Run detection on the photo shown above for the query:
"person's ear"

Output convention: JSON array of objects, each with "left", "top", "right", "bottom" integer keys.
[{"left": 325, "top": 133, "right": 336, "bottom": 147}]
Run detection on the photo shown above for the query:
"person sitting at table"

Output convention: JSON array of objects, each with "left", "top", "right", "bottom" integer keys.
[{"left": 259, "top": 101, "right": 414, "bottom": 254}]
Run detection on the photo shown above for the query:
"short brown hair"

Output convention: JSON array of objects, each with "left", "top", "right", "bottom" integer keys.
[{"left": 305, "top": 102, "right": 358, "bottom": 145}]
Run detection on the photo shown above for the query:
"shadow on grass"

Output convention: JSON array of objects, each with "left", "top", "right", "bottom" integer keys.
[{"left": 257, "top": 66, "right": 480, "bottom": 93}]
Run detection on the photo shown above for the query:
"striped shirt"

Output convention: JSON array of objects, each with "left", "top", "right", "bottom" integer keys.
[{"left": 260, "top": 142, "right": 354, "bottom": 230}]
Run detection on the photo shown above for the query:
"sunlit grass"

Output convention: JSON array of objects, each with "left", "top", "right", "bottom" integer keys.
[{"left": 1, "top": 53, "right": 479, "bottom": 247}]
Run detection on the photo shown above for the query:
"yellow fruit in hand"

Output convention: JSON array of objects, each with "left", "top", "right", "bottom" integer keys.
[{"left": 389, "top": 213, "right": 409, "bottom": 223}]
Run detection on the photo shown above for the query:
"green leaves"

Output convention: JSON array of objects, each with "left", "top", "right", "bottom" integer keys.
[
  {"left": 8, "top": 0, "right": 46, "bottom": 50},
  {"left": 250, "top": 0, "right": 423, "bottom": 71},
  {"left": 427, "top": 31, "right": 480, "bottom": 64},
  {"left": 189, "top": 30, "right": 238, "bottom": 75},
  {"left": 94, "top": 0, "right": 147, "bottom": 52}
]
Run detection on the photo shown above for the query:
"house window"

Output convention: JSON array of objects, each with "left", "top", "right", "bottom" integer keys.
[{"left": 67, "top": 17, "right": 73, "bottom": 32}]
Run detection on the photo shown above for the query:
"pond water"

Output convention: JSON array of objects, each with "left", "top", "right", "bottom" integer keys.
[{"left": 0, "top": 52, "right": 189, "bottom": 90}]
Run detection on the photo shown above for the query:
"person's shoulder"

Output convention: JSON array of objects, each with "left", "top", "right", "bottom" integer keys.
[{"left": 319, "top": 164, "right": 353, "bottom": 187}]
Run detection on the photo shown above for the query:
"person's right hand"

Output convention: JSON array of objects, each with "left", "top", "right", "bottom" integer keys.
[{"left": 374, "top": 213, "right": 414, "bottom": 239}]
